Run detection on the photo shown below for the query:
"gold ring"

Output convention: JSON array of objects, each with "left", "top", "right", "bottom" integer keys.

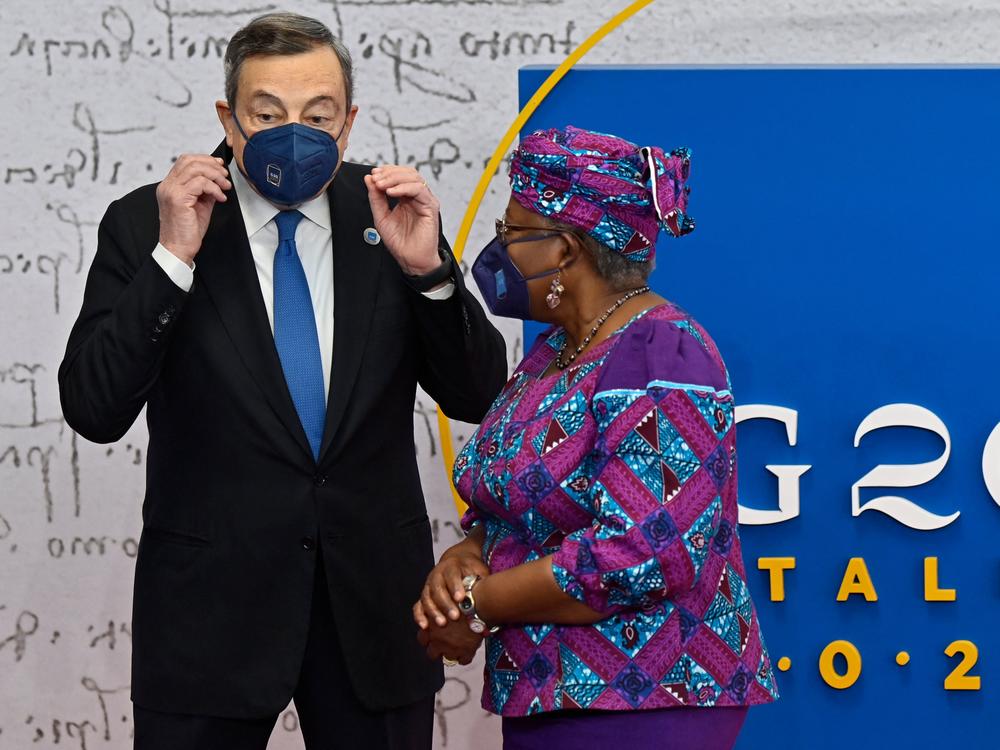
[{"left": 442, "top": 657, "right": 458, "bottom": 667}]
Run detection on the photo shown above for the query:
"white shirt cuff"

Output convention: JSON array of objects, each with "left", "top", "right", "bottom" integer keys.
[
  {"left": 152, "top": 244, "right": 196, "bottom": 292},
  {"left": 421, "top": 282, "right": 455, "bottom": 300}
]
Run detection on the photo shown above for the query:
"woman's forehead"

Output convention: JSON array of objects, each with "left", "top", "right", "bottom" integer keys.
[{"left": 505, "top": 197, "right": 540, "bottom": 222}]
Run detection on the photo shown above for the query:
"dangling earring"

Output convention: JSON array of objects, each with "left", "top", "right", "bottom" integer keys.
[{"left": 546, "top": 272, "right": 565, "bottom": 309}]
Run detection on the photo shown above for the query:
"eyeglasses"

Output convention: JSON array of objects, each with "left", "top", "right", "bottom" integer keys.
[{"left": 495, "top": 216, "right": 570, "bottom": 247}]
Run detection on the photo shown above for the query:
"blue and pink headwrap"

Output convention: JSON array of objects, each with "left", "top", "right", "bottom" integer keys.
[{"left": 509, "top": 125, "right": 695, "bottom": 263}]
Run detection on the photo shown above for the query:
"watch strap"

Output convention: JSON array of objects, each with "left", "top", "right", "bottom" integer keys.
[
  {"left": 403, "top": 246, "right": 453, "bottom": 292},
  {"left": 459, "top": 575, "right": 500, "bottom": 635}
]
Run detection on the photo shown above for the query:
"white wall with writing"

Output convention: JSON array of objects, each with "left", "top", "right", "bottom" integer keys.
[{"left": 1, "top": 1, "right": 996, "bottom": 747}]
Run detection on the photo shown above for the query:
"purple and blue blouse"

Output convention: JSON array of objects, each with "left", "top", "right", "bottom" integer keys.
[{"left": 456, "top": 303, "right": 779, "bottom": 717}]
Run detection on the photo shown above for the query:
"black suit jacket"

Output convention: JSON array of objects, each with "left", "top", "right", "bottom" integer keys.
[{"left": 58, "top": 141, "right": 507, "bottom": 718}]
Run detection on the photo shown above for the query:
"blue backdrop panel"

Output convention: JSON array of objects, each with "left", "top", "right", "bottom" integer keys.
[{"left": 518, "top": 66, "right": 998, "bottom": 748}]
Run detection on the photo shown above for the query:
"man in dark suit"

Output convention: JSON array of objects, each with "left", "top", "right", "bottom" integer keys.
[{"left": 58, "top": 12, "right": 507, "bottom": 750}]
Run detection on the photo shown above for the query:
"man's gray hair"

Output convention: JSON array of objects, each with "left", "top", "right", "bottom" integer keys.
[
  {"left": 224, "top": 12, "right": 354, "bottom": 109},
  {"left": 548, "top": 219, "right": 654, "bottom": 291}
]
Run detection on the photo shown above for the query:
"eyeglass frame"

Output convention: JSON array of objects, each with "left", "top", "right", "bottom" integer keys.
[{"left": 494, "top": 216, "right": 575, "bottom": 247}]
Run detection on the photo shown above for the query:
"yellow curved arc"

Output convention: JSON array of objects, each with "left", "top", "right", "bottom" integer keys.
[{"left": 438, "top": 0, "right": 657, "bottom": 516}]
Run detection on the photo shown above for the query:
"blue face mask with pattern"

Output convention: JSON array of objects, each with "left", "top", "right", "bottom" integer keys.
[
  {"left": 232, "top": 113, "right": 347, "bottom": 207},
  {"left": 472, "top": 236, "right": 561, "bottom": 320}
]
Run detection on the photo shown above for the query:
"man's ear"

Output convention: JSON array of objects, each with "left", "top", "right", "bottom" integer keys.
[
  {"left": 339, "top": 103, "right": 360, "bottom": 152},
  {"left": 215, "top": 100, "right": 234, "bottom": 147}
]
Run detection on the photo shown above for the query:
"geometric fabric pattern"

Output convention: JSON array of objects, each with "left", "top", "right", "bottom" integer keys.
[
  {"left": 510, "top": 125, "right": 696, "bottom": 262},
  {"left": 455, "top": 304, "right": 779, "bottom": 716}
]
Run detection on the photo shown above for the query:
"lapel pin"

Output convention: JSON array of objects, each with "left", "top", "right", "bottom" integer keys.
[{"left": 363, "top": 227, "right": 381, "bottom": 245}]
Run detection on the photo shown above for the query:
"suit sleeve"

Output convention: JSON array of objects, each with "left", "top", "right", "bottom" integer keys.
[
  {"left": 407, "top": 236, "right": 508, "bottom": 424},
  {"left": 58, "top": 197, "right": 190, "bottom": 443}
]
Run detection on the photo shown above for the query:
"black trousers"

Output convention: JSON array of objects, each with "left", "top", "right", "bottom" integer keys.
[{"left": 133, "top": 546, "right": 434, "bottom": 750}]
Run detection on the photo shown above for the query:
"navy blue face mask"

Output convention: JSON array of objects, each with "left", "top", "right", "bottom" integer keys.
[
  {"left": 472, "top": 236, "right": 561, "bottom": 320},
  {"left": 232, "top": 113, "right": 347, "bottom": 207}
]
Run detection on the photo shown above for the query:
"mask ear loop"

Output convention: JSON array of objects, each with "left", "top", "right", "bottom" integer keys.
[
  {"left": 231, "top": 111, "right": 252, "bottom": 143},
  {"left": 332, "top": 112, "right": 350, "bottom": 141},
  {"left": 227, "top": 112, "right": 255, "bottom": 182}
]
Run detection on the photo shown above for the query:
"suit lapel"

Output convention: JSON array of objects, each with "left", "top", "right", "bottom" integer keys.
[
  {"left": 195, "top": 142, "right": 316, "bottom": 464},
  {"left": 317, "top": 166, "right": 383, "bottom": 464}
]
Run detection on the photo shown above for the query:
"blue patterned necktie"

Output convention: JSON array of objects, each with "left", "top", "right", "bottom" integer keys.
[{"left": 272, "top": 210, "right": 326, "bottom": 461}]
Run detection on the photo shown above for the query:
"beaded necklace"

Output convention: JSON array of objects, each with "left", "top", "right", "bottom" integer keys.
[{"left": 555, "top": 286, "right": 650, "bottom": 370}]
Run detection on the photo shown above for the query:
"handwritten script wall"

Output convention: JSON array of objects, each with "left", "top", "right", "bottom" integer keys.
[{"left": 1, "top": 1, "right": 995, "bottom": 747}]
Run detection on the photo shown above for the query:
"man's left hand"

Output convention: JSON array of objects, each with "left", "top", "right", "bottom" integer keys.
[{"left": 364, "top": 166, "right": 442, "bottom": 275}]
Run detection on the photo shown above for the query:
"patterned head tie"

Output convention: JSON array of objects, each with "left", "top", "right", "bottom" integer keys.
[{"left": 508, "top": 125, "right": 694, "bottom": 263}]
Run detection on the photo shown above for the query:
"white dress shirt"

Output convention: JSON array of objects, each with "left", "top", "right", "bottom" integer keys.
[{"left": 152, "top": 165, "right": 454, "bottom": 407}]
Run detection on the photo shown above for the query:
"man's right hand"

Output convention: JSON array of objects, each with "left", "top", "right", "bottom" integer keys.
[{"left": 156, "top": 154, "right": 231, "bottom": 265}]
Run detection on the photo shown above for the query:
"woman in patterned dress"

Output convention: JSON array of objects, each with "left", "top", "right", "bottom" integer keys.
[{"left": 414, "top": 126, "right": 778, "bottom": 749}]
